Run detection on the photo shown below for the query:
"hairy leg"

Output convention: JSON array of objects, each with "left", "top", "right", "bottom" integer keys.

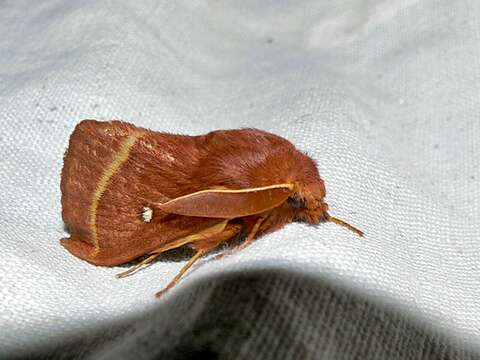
[{"left": 155, "top": 223, "right": 242, "bottom": 297}]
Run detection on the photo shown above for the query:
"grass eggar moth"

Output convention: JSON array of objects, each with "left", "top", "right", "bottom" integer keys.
[{"left": 60, "top": 120, "right": 363, "bottom": 297}]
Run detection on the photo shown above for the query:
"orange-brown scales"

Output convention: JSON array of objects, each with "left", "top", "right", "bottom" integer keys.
[{"left": 61, "top": 120, "right": 363, "bottom": 297}]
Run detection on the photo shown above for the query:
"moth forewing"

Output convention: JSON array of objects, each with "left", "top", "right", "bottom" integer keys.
[{"left": 156, "top": 184, "right": 295, "bottom": 218}]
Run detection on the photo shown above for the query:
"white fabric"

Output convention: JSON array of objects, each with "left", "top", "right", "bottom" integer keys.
[{"left": 1, "top": 1, "right": 480, "bottom": 357}]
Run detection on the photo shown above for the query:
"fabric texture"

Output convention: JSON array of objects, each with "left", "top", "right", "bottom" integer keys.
[{"left": 1, "top": 1, "right": 479, "bottom": 358}]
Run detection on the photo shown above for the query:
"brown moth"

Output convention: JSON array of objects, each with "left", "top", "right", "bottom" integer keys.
[{"left": 61, "top": 120, "right": 363, "bottom": 297}]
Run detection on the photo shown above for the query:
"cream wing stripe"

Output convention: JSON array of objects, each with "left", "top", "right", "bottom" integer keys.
[
  {"left": 158, "top": 183, "right": 294, "bottom": 206},
  {"left": 89, "top": 132, "right": 144, "bottom": 256}
]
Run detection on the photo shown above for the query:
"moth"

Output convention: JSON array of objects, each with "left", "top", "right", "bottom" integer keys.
[{"left": 61, "top": 120, "right": 363, "bottom": 297}]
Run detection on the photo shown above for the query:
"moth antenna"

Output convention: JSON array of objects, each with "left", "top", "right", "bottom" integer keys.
[{"left": 326, "top": 214, "right": 364, "bottom": 237}]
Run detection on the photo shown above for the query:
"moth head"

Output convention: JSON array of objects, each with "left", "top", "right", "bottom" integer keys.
[
  {"left": 289, "top": 179, "right": 328, "bottom": 224},
  {"left": 286, "top": 153, "right": 364, "bottom": 237}
]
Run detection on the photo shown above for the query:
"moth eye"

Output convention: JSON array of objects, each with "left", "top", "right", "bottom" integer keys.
[
  {"left": 287, "top": 194, "right": 304, "bottom": 209},
  {"left": 141, "top": 206, "right": 153, "bottom": 223}
]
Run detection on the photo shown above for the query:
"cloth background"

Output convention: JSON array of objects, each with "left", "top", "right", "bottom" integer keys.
[{"left": 1, "top": 1, "right": 479, "bottom": 358}]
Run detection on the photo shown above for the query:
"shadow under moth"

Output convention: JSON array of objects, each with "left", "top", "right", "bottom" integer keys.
[{"left": 61, "top": 120, "right": 363, "bottom": 297}]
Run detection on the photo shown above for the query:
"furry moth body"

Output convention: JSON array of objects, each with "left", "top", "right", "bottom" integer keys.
[{"left": 61, "top": 120, "right": 363, "bottom": 297}]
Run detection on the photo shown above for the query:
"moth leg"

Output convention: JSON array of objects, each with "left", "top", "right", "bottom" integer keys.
[
  {"left": 116, "top": 220, "right": 231, "bottom": 278},
  {"left": 214, "top": 215, "right": 264, "bottom": 261},
  {"left": 189, "top": 223, "right": 243, "bottom": 251},
  {"left": 116, "top": 253, "right": 161, "bottom": 278},
  {"left": 116, "top": 238, "right": 193, "bottom": 278},
  {"left": 155, "top": 249, "right": 205, "bottom": 298},
  {"left": 116, "top": 236, "right": 201, "bottom": 278},
  {"left": 155, "top": 223, "right": 242, "bottom": 298}
]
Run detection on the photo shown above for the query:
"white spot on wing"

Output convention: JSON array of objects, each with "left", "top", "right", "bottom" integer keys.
[
  {"left": 142, "top": 206, "right": 153, "bottom": 223},
  {"left": 161, "top": 153, "right": 175, "bottom": 162}
]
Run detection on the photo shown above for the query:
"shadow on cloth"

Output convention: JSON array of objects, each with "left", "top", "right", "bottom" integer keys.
[{"left": 35, "top": 268, "right": 478, "bottom": 360}]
